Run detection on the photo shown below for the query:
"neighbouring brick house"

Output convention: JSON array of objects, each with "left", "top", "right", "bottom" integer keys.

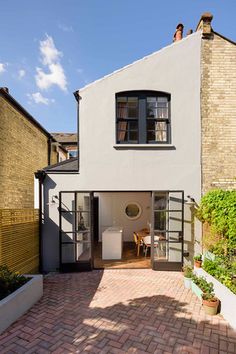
[
  {"left": 38, "top": 13, "right": 235, "bottom": 273},
  {"left": 198, "top": 13, "right": 236, "bottom": 193},
  {"left": 0, "top": 87, "right": 58, "bottom": 209},
  {"left": 52, "top": 132, "right": 78, "bottom": 159},
  {"left": 0, "top": 87, "right": 62, "bottom": 273}
]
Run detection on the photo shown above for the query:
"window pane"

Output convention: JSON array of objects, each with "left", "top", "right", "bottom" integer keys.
[
  {"left": 147, "top": 131, "right": 155, "bottom": 142},
  {"left": 117, "top": 102, "right": 127, "bottom": 119},
  {"left": 155, "top": 131, "right": 167, "bottom": 142},
  {"left": 129, "top": 130, "right": 138, "bottom": 142},
  {"left": 154, "top": 194, "right": 167, "bottom": 210},
  {"left": 157, "top": 96, "right": 168, "bottom": 104},
  {"left": 117, "top": 119, "right": 128, "bottom": 142},
  {"left": 147, "top": 120, "right": 155, "bottom": 130},
  {"left": 117, "top": 130, "right": 127, "bottom": 142},
  {"left": 156, "top": 122, "right": 167, "bottom": 131},
  {"left": 117, "top": 97, "right": 127, "bottom": 103},
  {"left": 129, "top": 121, "right": 138, "bottom": 130},
  {"left": 147, "top": 97, "right": 157, "bottom": 103},
  {"left": 127, "top": 97, "right": 138, "bottom": 118},
  {"left": 147, "top": 107, "right": 158, "bottom": 118},
  {"left": 157, "top": 108, "right": 168, "bottom": 118}
]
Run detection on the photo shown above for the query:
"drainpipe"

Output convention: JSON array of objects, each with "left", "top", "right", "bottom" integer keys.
[
  {"left": 47, "top": 137, "right": 52, "bottom": 166},
  {"left": 73, "top": 90, "right": 81, "bottom": 172},
  {"left": 35, "top": 170, "right": 46, "bottom": 273}
]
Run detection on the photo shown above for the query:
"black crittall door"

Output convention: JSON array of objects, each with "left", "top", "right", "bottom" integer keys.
[
  {"left": 151, "top": 191, "right": 184, "bottom": 271},
  {"left": 59, "top": 191, "right": 94, "bottom": 272}
]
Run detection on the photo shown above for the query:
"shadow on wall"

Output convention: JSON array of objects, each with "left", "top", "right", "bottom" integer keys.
[
  {"left": 42, "top": 176, "right": 60, "bottom": 272},
  {"left": 1, "top": 270, "right": 235, "bottom": 352}
]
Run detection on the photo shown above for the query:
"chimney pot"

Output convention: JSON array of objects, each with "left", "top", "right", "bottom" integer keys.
[
  {"left": 196, "top": 12, "right": 213, "bottom": 37},
  {"left": 173, "top": 23, "right": 184, "bottom": 42},
  {"left": 1, "top": 87, "right": 9, "bottom": 93}
]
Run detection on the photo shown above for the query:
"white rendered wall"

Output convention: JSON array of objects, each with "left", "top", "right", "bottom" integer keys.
[{"left": 42, "top": 32, "right": 202, "bottom": 271}]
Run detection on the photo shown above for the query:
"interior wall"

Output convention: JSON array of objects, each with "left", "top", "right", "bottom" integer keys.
[{"left": 96, "top": 192, "right": 151, "bottom": 242}]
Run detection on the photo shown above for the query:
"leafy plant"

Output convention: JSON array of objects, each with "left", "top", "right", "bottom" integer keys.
[
  {"left": 196, "top": 190, "right": 236, "bottom": 256},
  {"left": 182, "top": 265, "right": 193, "bottom": 278},
  {"left": 202, "top": 292, "right": 218, "bottom": 302},
  {"left": 194, "top": 254, "right": 202, "bottom": 261},
  {"left": 192, "top": 275, "right": 214, "bottom": 293},
  {"left": 203, "top": 258, "right": 236, "bottom": 294},
  {"left": 0, "top": 265, "right": 29, "bottom": 300}
]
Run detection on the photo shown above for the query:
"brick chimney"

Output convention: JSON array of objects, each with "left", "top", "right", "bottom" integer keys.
[
  {"left": 1, "top": 87, "right": 9, "bottom": 93},
  {"left": 196, "top": 12, "right": 213, "bottom": 37},
  {"left": 173, "top": 23, "right": 184, "bottom": 42}
]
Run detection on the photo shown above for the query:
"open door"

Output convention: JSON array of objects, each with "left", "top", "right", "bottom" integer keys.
[
  {"left": 59, "top": 191, "right": 94, "bottom": 272},
  {"left": 151, "top": 191, "right": 184, "bottom": 271}
]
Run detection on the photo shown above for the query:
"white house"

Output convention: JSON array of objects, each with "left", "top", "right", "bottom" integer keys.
[{"left": 36, "top": 13, "right": 236, "bottom": 273}]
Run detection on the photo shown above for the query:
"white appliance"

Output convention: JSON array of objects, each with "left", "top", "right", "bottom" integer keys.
[{"left": 102, "top": 226, "right": 123, "bottom": 260}]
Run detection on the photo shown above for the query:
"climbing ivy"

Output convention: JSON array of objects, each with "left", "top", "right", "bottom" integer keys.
[{"left": 196, "top": 190, "right": 236, "bottom": 255}]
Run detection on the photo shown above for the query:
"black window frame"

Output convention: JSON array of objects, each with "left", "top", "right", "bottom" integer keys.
[{"left": 116, "top": 90, "right": 171, "bottom": 145}]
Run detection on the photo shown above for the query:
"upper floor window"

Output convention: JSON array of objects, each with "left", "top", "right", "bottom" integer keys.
[{"left": 116, "top": 91, "right": 171, "bottom": 144}]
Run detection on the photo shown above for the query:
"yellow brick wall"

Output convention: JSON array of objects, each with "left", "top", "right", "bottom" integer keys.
[
  {"left": 0, "top": 97, "right": 49, "bottom": 208},
  {"left": 201, "top": 33, "right": 236, "bottom": 193}
]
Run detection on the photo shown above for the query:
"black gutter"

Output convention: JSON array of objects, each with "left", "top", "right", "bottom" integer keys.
[
  {"left": 73, "top": 90, "right": 81, "bottom": 172},
  {"left": 47, "top": 137, "right": 52, "bottom": 166},
  {"left": 35, "top": 170, "right": 46, "bottom": 273}
]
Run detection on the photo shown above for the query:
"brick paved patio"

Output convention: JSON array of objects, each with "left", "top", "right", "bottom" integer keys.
[{"left": 0, "top": 270, "right": 236, "bottom": 353}]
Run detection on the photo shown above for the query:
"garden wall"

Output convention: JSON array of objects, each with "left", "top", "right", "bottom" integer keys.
[{"left": 195, "top": 267, "right": 236, "bottom": 330}]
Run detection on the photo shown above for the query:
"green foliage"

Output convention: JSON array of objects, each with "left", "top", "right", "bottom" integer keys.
[
  {"left": 182, "top": 265, "right": 193, "bottom": 278},
  {"left": 0, "top": 265, "right": 29, "bottom": 300},
  {"left": 196, "top": 189, "right": 236, "bottom": 255},
  {"left": 202, "top": 292, "right": 217, "bottom": 302},
  {"left": 192, "top": 274, "right": 214, "bottom": 294},
  {"left": 203, "top": 258, "right": 236, "bottom": 294},
  {"left": 194, "top": 254, "right": 202, "bottom": 261}
]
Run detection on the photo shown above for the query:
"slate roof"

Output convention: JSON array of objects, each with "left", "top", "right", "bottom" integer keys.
[{"left": 42, "top": 157, "right": 78, "bottom": 172}]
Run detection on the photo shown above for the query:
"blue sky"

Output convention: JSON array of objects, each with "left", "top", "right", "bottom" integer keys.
[{"left": 0, "top": 1, "right": 235, "bottom": 133}]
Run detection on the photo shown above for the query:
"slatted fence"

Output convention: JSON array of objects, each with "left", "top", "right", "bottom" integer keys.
[{"left": 0, "top": 209, "right": 39, "bottom": 274}]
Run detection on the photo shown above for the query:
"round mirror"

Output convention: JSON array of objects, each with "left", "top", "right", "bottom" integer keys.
[{"left": 125, "top": 202, "right": 142, "bottom": 220}]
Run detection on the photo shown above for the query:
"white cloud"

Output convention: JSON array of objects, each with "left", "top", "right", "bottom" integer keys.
[
  {"left": 35, "top": 35, "right": 68, "bottom": 91},
  {"left": 0, "top": 63, "right": 6, "bottom": 74},
  {"left": 18, "top": 69, "right": 26, "bottom": 79},
  {"left": 27, "top": 92, "right": 55, "bottom": 105},
  {"left": 58, "top": 24, "right": 73, "bottom": 32}
]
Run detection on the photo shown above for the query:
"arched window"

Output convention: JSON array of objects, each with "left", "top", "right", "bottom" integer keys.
[{"left": 116, "top": 91, "right": 171, "bottom": 144}]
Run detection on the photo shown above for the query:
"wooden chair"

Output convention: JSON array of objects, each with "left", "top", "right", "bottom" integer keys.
[{"left": 133, "top": 232, "right": 143, "bottom": 257}]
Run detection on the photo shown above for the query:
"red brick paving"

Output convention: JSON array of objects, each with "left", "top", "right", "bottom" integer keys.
[{"left": 0, "top": 269, "right": 236, "bottom": 353}]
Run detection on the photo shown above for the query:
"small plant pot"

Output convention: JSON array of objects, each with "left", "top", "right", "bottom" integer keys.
[
  {"left": 202, "top": 298, "right": 219, "bottom": 316},
  {"left": 184, "top": 277, "right": 192, "bottom": 289},
  {"left": 194, "top": 260, "right": 202, "bottom": 268}
]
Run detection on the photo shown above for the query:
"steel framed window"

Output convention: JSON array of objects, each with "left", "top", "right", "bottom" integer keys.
[{"left": 116, "top": 91, "right": 171, "bottom": 144}]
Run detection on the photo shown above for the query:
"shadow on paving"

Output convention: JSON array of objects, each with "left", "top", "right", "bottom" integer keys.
[{"left": 0, "top": 271, "right": 236, "bottom": 353}]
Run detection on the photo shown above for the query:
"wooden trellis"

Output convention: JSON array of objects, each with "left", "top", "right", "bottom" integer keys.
[{"left": 0, "top": 209, "right": 39, "bottom": 274}]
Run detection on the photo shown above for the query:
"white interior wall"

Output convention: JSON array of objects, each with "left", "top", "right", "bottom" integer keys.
[{"left": 96, "top": 192, "right": 151, "bottom": 241}]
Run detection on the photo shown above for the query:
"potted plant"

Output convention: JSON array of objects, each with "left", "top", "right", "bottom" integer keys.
[
  {"left": 191, "top": 274, "right": 204, "bottom": 299},
  {"left": 182, "top": 265, "right": 193, "bottom": 289},
  {"left": 194, "top": 254, "right": 202, "bottom": 268},
  {"left": 202, "top": 292, "right": 219, "bottom": 316}
]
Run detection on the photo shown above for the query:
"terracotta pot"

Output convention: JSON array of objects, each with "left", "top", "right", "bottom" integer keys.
[
  {"left": 194, "top": 260, "right": 202, "bottom": 268},
  {"left": 202, "top": 298, "right": 219, "bottom": 316}
]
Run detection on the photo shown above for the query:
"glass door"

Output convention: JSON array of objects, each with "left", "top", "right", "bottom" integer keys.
[
  {"left": 59, "top": 191, "right": 94, "bottom": 272},
  {"left": 151, "top": 191, "right": 184, "bottom": 271}
]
